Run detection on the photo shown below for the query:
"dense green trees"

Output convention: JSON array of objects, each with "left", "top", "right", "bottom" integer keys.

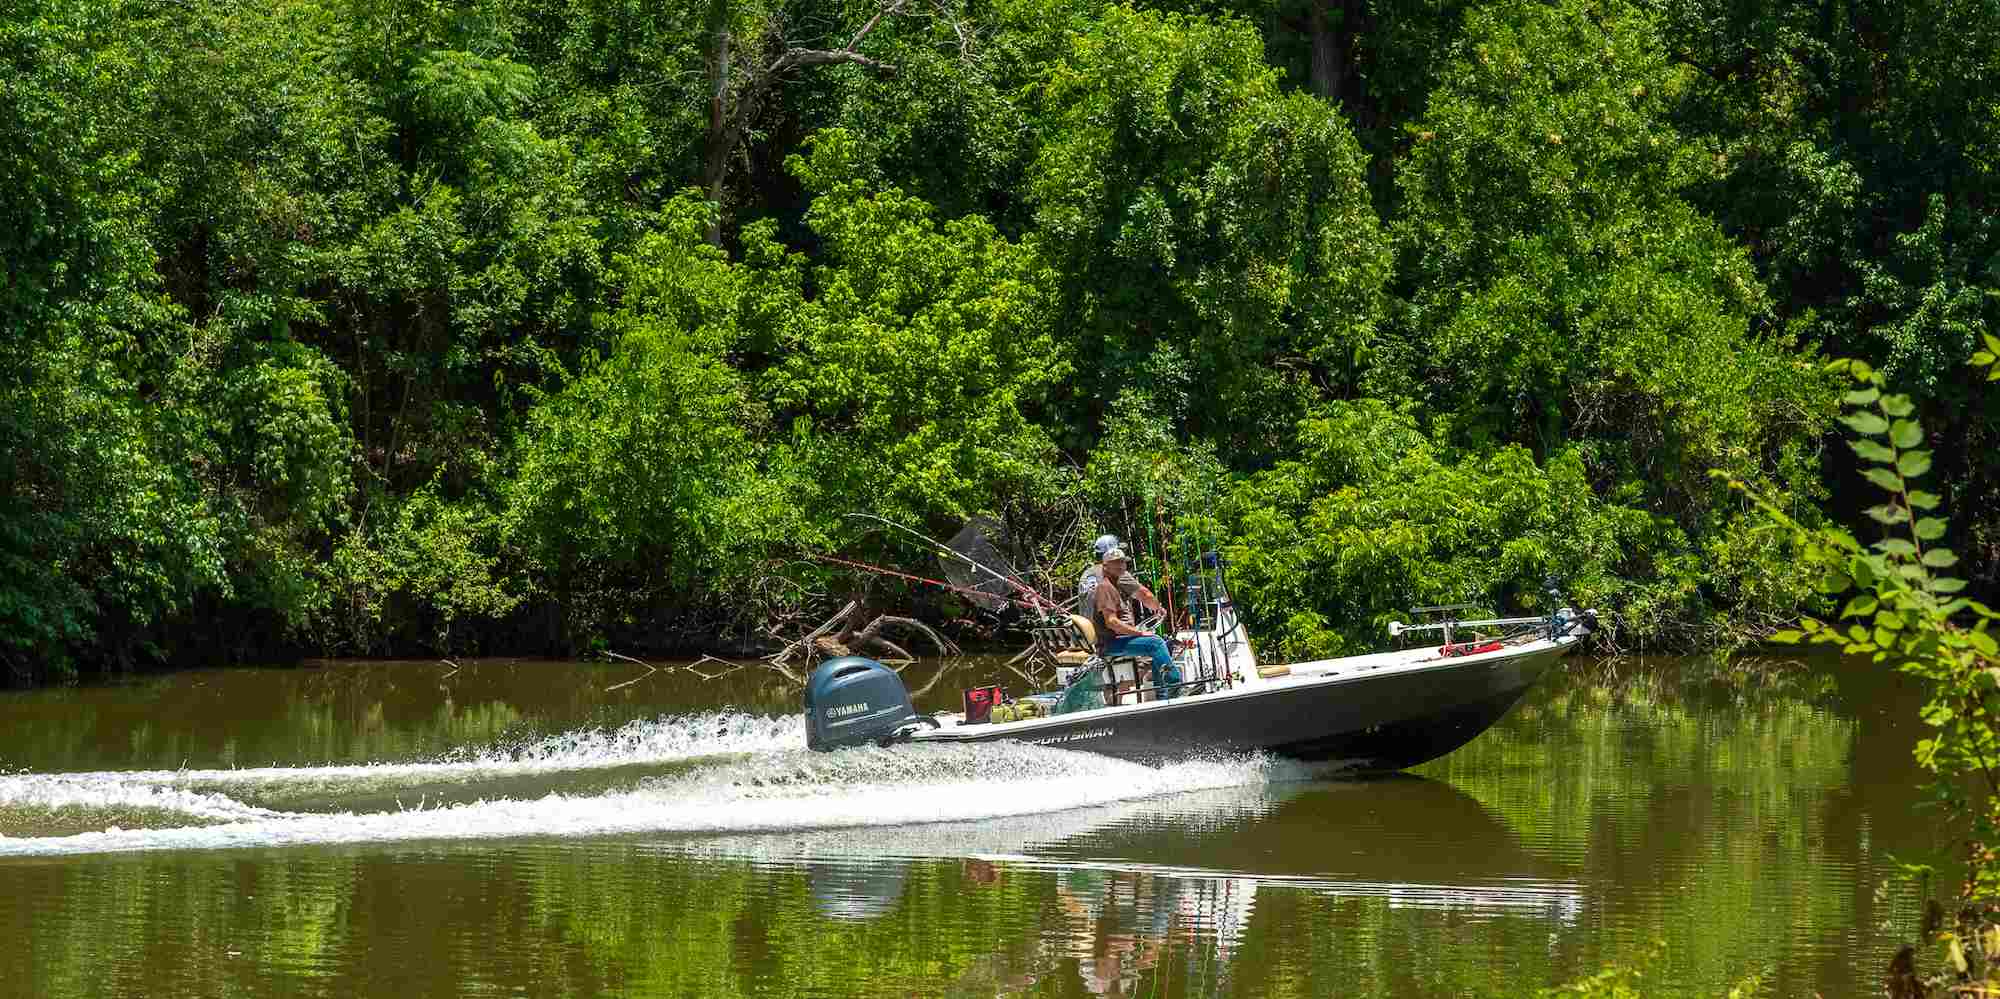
[{"left": 3, "top": 0, "right": 1996, "bottom": 681}]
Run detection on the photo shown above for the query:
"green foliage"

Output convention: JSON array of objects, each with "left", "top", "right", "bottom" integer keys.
[
  {"left": 1391, "top": 0, "right": 1832, "bottom": 521},
  {"left": 333, "top": 482, "right": 520, "bottom": 655},
  {"left": 3, "top": 0, "right": 1997, "bottom": 679},
  {"left": 504, "top": 199, "right": 785, "bottom": 640},
  {"left": 1976, "top": 333, "right": 2000, "bottom": 382},
  {"left": 0, "top": 0, "right": 228, "bottom": 679},
  {"left": 1028, "top": 5, "right": 1391, "bottom": 458},
  {"left": 759, "top": 133, "right": 1069, "bottom": 522},
  {"left": 1223, "top": 401, "right": 1647, "bottom": 658},
  {"left": 1734, "top": 355, "right": 2000, "bottom": 906}
]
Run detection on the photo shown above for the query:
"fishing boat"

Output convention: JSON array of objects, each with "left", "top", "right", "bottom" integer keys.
[{"left": 802, "top": 555, "right": 1594, "bottom": 771}]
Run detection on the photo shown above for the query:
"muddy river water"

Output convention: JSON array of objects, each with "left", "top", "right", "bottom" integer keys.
[{"left": 0, "top": 654, "right": 1946, "bottom": 997}]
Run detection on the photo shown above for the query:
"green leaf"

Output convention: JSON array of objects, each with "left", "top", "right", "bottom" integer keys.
[
  {"left": 1770, "top": 629, "right": 1804, "bottom": 644},
  {"left": 1852, "top": 360, "right": 1875, "bottom": 381},
  {"left": 1972, "top": 631, "right": 1999, "bottom": 658},
  {"left": 1849, "top": 558, "right": 1877, "bottom": 587},
  {"left": 1890, "top": 420, "right": 1924, "bottom": 448},
  {"left": 1909, "top": 490, "right": 1942, "bottom": 510},
  {"left": 1876, "top": 538, "right": 1918, "bottom": 557},
  {"left": 1865, "top": 503, "right": 1905, "bottom": 525},
  {"left": 1842, "top": 412, "right": 1890, "bottom": 435},
  {"left": 1842, "top": 595, "right": 1878, "bottom": 618},
  {"left": 1843, "top": 387, "right": 1881, "bottom": 405},
  {"left": 1915, "top": 517, "right": 1948, "bottom": 540},
  {"left": 1935, "top": 577, "right": 1968, "bottom": 594},
  {"left": 1984, "top": 332, "right": 2000, "bottom": 355},
  {"left": 1851, "top": 440, "right": 1896, "bottom": 463},
  {"left": 1988, "top": 366, "right": 1998, "bottom": 381},
  {"left": 1824, "top": 359, "right": 1853, "bottom": 374},
  {"left": 1976, "top": 352, "right": 1997, "bottom": 366},
  {"left": 1816, "top": 571, "right": 1852, "bottom": 595},
  {"left": 1922, "top": 549, "right": 1959, "bottom": 568},
  {"left": 1882, "top": 395, "right": 1916, "bottom": 418},
  {"left": 1897, "top": 450, "right": 1932, "bottom": 477},
  {"left": 1864, "top": 468, "right": 1904, "bottom": 492}
]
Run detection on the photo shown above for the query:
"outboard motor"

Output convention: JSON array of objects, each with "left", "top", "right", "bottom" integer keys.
[{"left": 804, "top": 656, "right": 933, "bottom": 752}]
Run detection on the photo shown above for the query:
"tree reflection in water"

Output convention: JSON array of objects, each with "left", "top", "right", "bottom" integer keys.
[{"left": 0, "top": 657, "right": 1930, "bottom": 998}]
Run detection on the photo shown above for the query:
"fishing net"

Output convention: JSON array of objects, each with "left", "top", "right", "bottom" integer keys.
[
  {"left": 941, "top": 516, "right": 1020, "bottom": 611},
  {"left": 1053, "top": 665, "right": 1106, "bottom": 715}
]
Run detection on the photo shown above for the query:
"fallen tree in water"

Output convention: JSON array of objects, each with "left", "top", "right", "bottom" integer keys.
[{"left": 762, "top": 600, "right": 962, "bottom": 696}]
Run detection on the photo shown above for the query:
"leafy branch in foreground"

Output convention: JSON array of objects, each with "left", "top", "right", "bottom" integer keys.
[
  {"left": 1975, "top": 333, "right": 2000, "bottom": 381},
  {"left": 1722, "top": 352, "right": 2000, "bottom": 991}
]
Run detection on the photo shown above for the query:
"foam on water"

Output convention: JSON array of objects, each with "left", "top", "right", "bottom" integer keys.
[
  {"left": 8, "top": 711, "right": 803, "bottom": 804},
  {"left": 0, "top": 775, "right": 283, "bottom": 823},
  {"left": 0, "top": 718, "right": 1301, "bottom": 857}
]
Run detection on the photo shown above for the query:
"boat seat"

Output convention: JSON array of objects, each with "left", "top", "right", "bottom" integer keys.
[
  {"left": 1032, "top": 615, "right": 1103, "bottom": 667},
  {"left": 1031, "top": 614, "right": 1149, "bottom": 705},
  {"left": 1030, "top": 614, "right": 1098, "bottom": 651}
]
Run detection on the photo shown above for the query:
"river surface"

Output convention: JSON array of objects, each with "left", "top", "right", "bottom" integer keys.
[{"left": 0, "top": 653, "right": 1946, "bottom": 997}]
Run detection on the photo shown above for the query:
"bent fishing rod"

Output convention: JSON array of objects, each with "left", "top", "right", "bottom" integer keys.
[
  {"left": 805, "top": 552, "right": 1049, "bottom": 612},
  {"left": 840, "top": 513, "right": 1060, "bottom": 612}
]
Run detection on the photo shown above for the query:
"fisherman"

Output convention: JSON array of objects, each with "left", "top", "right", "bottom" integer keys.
[
  {"left": 1076, "top": 533, "right": 1140, "bottom": 605},
  {"left": 1092, "top": 547, "right": 1183, "bottom": 700}
]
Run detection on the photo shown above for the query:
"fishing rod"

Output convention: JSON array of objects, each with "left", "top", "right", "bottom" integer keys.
[
  {"left": 1151, "top": 485, "right": 1177, "bottom": 635},
  {"left": 1180, "top": 491, "right": 1211, "bottom": 688},
  {"left": 840, "top": 513, "right": 1060, "bottom": 612},
  {"left": 806, "top": 553, "right": 1047, "bottom": 612}
]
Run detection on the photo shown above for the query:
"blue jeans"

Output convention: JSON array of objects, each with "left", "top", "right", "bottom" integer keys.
[{"left": 1104, "top": 635, "right": 1182, "bottom": 699}]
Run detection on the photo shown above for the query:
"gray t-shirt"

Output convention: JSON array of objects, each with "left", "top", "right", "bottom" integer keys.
[{"left": 1077, "top": 565, "right": 1141, "bottom": 604}]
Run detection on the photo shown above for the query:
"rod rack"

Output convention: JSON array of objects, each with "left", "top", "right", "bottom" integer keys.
[{"left": 1387, "top": 615, "right": 1547, "bottom": 639}]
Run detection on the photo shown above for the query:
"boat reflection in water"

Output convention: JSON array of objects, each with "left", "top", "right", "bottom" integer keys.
[{"left": 659, "top": 776, "right": 1579, "bottom": 996}]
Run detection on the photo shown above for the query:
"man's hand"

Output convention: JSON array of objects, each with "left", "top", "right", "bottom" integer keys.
[{"left": 1134, "top": 584, "right": 1166, "bottom": 618}]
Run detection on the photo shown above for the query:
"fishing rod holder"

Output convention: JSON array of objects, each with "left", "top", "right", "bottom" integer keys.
[
  {"left": 1388, "top": 614, "right": 1546, "bottom": 641},
  {"left": 1388, "top": 578, "right": 1592, "bottom": 643}
]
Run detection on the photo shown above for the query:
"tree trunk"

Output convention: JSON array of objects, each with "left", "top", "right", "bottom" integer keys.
[
  {"left": 704, "top": 19, "right": 732, "bottom": 247},
  {"left": 1309, "top": 0, "right": 1339, "bottom": 101}
]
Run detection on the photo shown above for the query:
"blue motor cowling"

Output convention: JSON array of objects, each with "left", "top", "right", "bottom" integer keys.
[{"left": 804, "top": 656, "right": 930, "bottom": 751}]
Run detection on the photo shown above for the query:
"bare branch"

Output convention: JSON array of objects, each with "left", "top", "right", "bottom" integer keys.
[
  {"left": 852, "top": 613, "right": 960, "bottom": 657},
  {"left": 769, "top": 47, "right": 897, "bottom": 77},
  {"left": 844, "top": 0, "right": 907, "bottom": 52},
  {"left": 873, "top": 638, "right": 917, "bottom": 663},
  {"left": 684, "top": 654, "right": 743, "bottom": 681},
  {"left": 603, "top": 652, "right": 660, "bottom": 692},
  {"left": 769, "top": 600, "right": 857, "bottom": 666},
  {"left": 1001, "top": 660, "right": 1042, "bottom": 687},
  {"left": 907, "top": 658, "right": 960, "bottom": 699}
]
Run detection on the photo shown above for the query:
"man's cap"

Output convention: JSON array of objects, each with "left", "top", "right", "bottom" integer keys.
[
  {"left": 1093, "top": 534, "right": 1121, "bottom": 557},
  {"left": 1101, "top": 547, "right": 1129, "bottom": 564}
]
